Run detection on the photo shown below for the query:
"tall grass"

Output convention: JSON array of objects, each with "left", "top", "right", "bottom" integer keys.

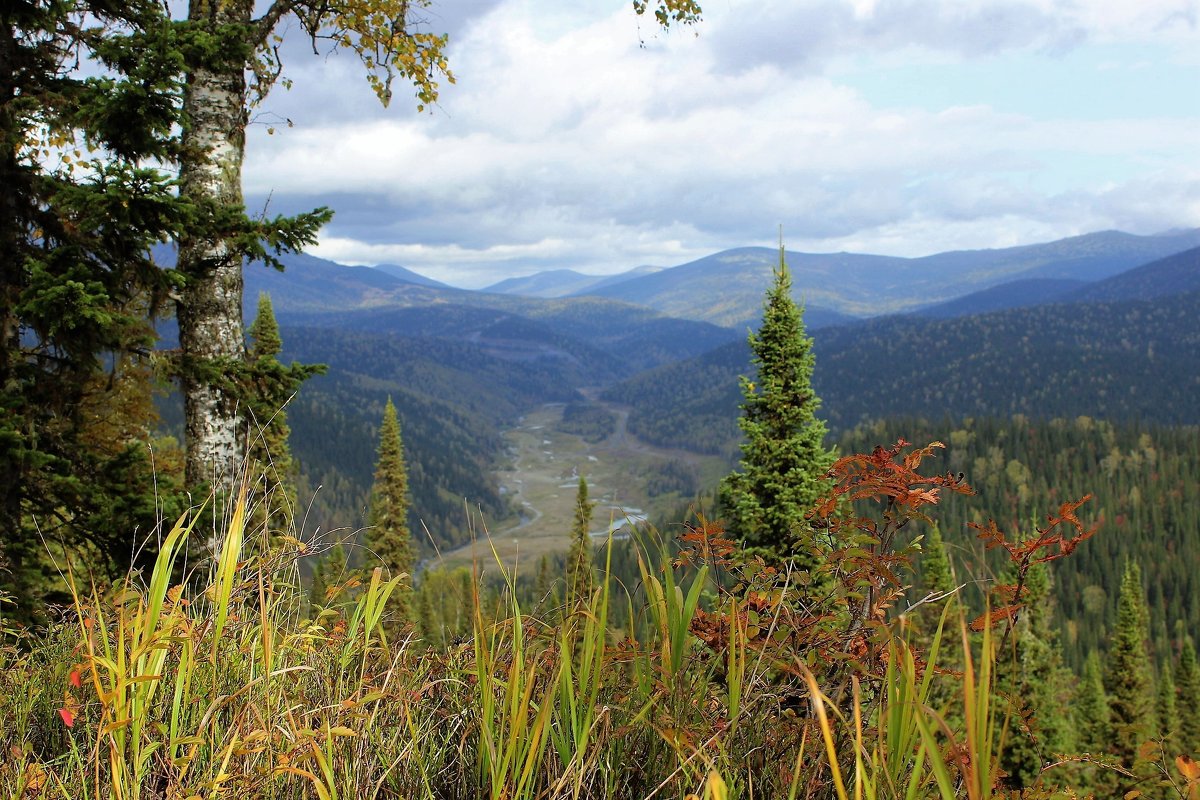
[{"left": 2, "top": 483, "right": 1097, "bottom": 799}]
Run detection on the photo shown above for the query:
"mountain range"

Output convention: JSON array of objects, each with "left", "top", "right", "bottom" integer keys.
[
  {"left": 603, "top": 245, "right": 1200, "bottom": 455},
  {"left": 235, "top": 228, "right": 1200, "bottom": 331},
  {"left": 153, "top": 230, "right": 1200, "bottom": 549}
]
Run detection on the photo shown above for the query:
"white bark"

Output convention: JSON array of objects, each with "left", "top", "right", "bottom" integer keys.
[{"left": 177, "top": 0, "right": 255, "bottom": 492}]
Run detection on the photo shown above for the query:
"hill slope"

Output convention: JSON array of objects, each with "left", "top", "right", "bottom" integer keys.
[
  {"left": 581, "top": 229, "right": 1200, "bottom": 326},
  {"left": 1067, "top": 245, "right": 1200, "bottom": 303},
  {"left": 604, "top": 290, "right": 1200, "bottom": 454},
  {"left": 913, "top": 278, "right": 1087, "bottom": 318}
]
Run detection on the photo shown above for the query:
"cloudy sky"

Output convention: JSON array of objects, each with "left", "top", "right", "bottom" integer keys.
[{"left": 241, "top": 0, "right": 1200, "bottom": 288}]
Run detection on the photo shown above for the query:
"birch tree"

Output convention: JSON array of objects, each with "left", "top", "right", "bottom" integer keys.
[{"left": 172, "top": 0, "right": 703, "bottom": 491}]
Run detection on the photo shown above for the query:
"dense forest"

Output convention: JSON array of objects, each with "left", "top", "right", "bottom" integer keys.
[
  {"left": 605, "top": 288, "right": 1200, "bottom": 455},
  {"left": 837, "top": 415, "right": 1200, "bottom": 669}
]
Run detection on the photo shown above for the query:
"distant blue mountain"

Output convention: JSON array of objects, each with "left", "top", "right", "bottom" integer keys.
[
  {"left": 1066, "top": 245, "right": 1200, "bottom": 303},
  {"left": 913, "top": 278, "right": 1089, "bottom": 318},
  {"left": 485, "top": 265, "right": 664, "bottom": 298},
  {"left": 372, "top": 263, "right": 451, "bottom": 288},
  {"left": 581, "top": 229, "right": 1200, "bottom": 326},
  {"left": 485, "top": 269, "right": 604, "bottom": 298}
]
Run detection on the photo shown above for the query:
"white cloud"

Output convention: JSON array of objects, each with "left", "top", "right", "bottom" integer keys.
[{"left": 241, "top": 0, "right": 1200, "bottom": 286}]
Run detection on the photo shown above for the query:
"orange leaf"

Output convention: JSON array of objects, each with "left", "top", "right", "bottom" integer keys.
[
  {"left": 1177, "top": 755, "right": 1200, "bottom": 781},
  {"left": 58, "top": 708, "right": 74, "bottom": 728},
  {"left": 69, "top": 670, "right": 82, "bottom": 689}
]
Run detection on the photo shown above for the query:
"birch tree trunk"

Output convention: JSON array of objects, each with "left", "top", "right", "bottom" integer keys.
[{"left": 177, "top": 0, "right": 254, "bottom": 492}]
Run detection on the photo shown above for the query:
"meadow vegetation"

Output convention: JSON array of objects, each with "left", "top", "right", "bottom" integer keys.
[{"left": 5, "top": 438, "right": 1196, "bottom": 799}]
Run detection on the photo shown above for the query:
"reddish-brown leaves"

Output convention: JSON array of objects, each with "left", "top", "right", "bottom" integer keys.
[
  {"left": 675, "top": 514, "right": 737, "bottom": 569},
  {"left": 969, "top": 495, "right": 1098, "bottom": 636}
]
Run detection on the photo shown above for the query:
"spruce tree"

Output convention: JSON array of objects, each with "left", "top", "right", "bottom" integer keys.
[
  {"left": 534, "top": 553, "right": 559, "bottom": 616},
  {"left": 718, "top": 245, "right": 835, "bottom": 565},
  {"left": 416, "top": 581, "right": 438, "bottom": 647},
  {"left": 566, "top": 476, "right": 596, "bottom": 608},
  {"left": 997, "top": 561, "right": 1074, "bottom": 788},
  {"left": 1176, "top": 638, "right": 1200, "bottom": 755},
  {"left": 245, "top": 293, "right": 314, "bottom": 540},
  {"left": 308, "top": 541, "right": 347, "bottom": 611},
  {"left": 1075, "top": 650, "right": 1115, "bottom": 796},
  {"left": 1105, "top": 562, "right": 1156, "bottom": 787},
  {"left": 365, "top": 398, "right": 416, "bottom": 625},
  {"left": 1, "top": 0, "right": 192, "bottom": 617},
  {"left": 1156, "top": 663, "right": 1179, "bottom": 755},
  {"left": 921, "top": 524, "right": 957, "bottom": 598}
]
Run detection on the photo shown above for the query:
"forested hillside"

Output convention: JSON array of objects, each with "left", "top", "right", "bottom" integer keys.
[
  {"left": 607, "top": 289, "right": 1200, "bottom": 454},
  {"left": 838, "top": 416, "right": 1200, "bottom": 669},
  {"left": 580, "top": 229, "right": 1200, "bottom": 324},
  {"left": 280, "top": 326, "right": 594, "bottom": 551}
]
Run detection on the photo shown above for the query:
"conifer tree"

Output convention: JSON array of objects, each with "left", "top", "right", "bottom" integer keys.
[
  {"left": 308, "top": 541, "right": 347, "bottom": 611},
  {"left": 1176, "top": 638, "right": 1200, "bottom": 755},
  {"left": 1105, "top": 562, "right": 1156, "bottom": 787},
  {"left": 365, "top": 398, "right": 415, "bottom": 625},
  {"left": 416, "top": 581, "right": 438, "bottom": 646},
  {"left": 921, "top": 524, "right": 957, "bottom": 598},
  {"left": 534, "top": 554, "right": 559, "bottom": 616},
  {"left": 566, "top": 476, "right": 596, "bottom": 608},
  {"left": 1, "top": 0, "right": 192, "bottom": 616},
  {"left": 998, "top": 561, "right": 1075, "bottom": 788},
  {"left": 1156, "top": 663, "right": 1179, "bottom": 755},
  {"left": 718, "top": 245, "right": 835, "bottom": 565},
  {"left": 1075, "top": 650, "right": 1114, "bottom": 795},
  {"left": 245, "top": 293, "right": 313, "bottom": 540}
]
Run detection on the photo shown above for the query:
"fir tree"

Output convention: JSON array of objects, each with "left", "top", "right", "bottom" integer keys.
[
  {"left": 566, "top": 476, "right": 596, "bottom": 608},
  {"left": 1, "top": 0, "right": 191, "bottom": 617},
  {"left": 718, "top": 245, "right": 835, "bottom": 566},
  {"left": 998, "top": 561, "right": 1075, "bottom": 789},
  {"left": 534, "top": 554, "right": 559, "bottom": 616},
  {"left": 416, "top": 580, "right": 438, "bottom": 647},
  {"left": 245, "top": 293, "right": 313, "bottom": 541},
  {"left": 1176, "top": 638, "right": 1200, "bottom": 755},
  {"left": 921, "top": 524, "right": 957, "bottom": 597},
  {"left": 1105, "top": 562, "right": 1156, "bottom": 788},
  {"left": 365, "top": 398, "right": 415, "bottom": 626},
  {"left": 1156, "top": 662, "right": 1179, "bottom": 755},
  {"left": 308, "top": 541, "right": 347, "bottom": 611},
  {"left": 1075, "top": 650, "right": 1114, "bottom": 796}
]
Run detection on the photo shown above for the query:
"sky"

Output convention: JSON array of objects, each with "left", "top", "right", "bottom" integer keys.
[{"left": 240, "top": 0, "right": 1200, "bottom": 288}]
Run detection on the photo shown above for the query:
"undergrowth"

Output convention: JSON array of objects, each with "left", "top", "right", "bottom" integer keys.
[{"left": 3, "top": 441, "right": 1195, "bottom": 799}]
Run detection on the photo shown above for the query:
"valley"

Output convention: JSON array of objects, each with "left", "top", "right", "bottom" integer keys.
[{"left": 432, "top": 401, "right": 727, "bottom": 573}]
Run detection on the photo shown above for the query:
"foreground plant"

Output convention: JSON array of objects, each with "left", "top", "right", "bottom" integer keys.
[{"left": 2, "top": 439, "right": 1107, "bottom": 799}]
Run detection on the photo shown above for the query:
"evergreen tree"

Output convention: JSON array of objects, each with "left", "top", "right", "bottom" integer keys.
[
  {"left": 1105, "top": 562, "right": 1156, "bottom": 788},
  {"left": 365, "top": 398, "right": 415, "bottom": 625},
  {"left": 566, "top": 476, "right": 596, "bottom": 608},
  {"left": 1156, "top": 662, "right": 1179, "bottom": 755},
  {"left": 245, "top": 293, "right": 318, "bottom": 541},
  {"left": 998, "top": 561, "right": 1075, "bottom": 789},
  {"left": 533, "top": 554, "right": 559, "bottom": 616},
  {"left": 718, "top": 245, "right": 835, "bottom": 566},
  {"left": 921, "top": 524, "right": 957, "bottom": 597},
  {"left": 1075, "top": 650, "right": 1115, "bottom": 796},
  {"left": 1, "top": 0, "right": 191, "bottom": 617},
  {"left": 416, "top": 580, "right": 438, "bottom": 646},
  {"left": 1176, "top": 638, "right": 1200, "bottom": 755}
]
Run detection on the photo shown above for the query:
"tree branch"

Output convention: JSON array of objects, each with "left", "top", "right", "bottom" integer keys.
[{"left": 254, "top": 0, "right": 302, "bottom": 46}]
